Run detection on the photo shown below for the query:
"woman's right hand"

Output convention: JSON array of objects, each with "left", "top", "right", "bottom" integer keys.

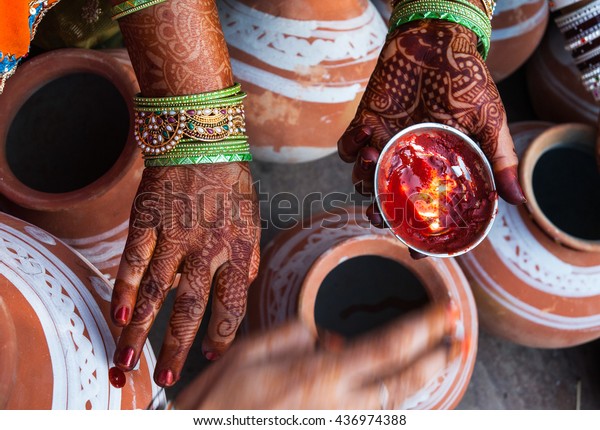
[{"left": 176, "top": 303, "right": 456, "bottom": 409}]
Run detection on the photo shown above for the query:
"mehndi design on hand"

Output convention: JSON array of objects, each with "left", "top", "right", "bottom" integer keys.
[{"left": 338, "top": 20, "right": 524, "bottom": 231}]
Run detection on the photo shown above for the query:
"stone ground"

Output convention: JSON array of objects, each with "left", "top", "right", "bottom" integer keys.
[{"left": 149, "top": 66, "right": 600, "bottom": 409}]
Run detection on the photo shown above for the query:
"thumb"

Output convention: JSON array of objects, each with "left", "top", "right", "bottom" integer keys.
[{"left": 475, "top": 112, "right": 526, "bottom": 205}]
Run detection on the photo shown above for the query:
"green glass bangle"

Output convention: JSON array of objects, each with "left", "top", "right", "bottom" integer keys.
[
  {"left": 144, "top": 153, "right": 253, "bottom": 167},
  {"left": 133, "top": 84, "right": 243, "bottom": 107},
  {"left": 178, "top": 136, "right": 249, "bottom": 145},
  {"left": 390, "top": 0, "right": 490, "bottom": 26},
  {"left": 134, "top": 94, "right": 248, "bottom": 112},
  {"left": 390, "top": 0, "right": 491, "bottom": 59},
  {"left": 153, "top": 144, "right": 251, "bottom": 157},
  {"left": 111, "top": 0, "right": 166, "bottom": 20}
]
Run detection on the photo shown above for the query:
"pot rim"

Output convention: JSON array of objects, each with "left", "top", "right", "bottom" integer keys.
[
  {"left": 519, "top": 122, "right": 600, "bottom": 253},
  {"left": 0, "top": 48, "right": 140, "bottom": 211},
  {"left": 374, "top": 122, "right": 498, "bottom": 258},
  {"left": 298, "top": 234, "right": 450, "bottom": 336}
]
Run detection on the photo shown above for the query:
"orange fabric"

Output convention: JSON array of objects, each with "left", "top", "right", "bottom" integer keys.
[{"left": 0, "top": 0, "right": 59, "bottom": 58}]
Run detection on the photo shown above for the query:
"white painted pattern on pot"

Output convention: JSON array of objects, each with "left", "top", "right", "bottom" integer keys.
[
  {"left": 220, "top": 0, "right": 387, "bottom": 103},
  {"left": 24, "top": 225, "right": 57, "bottom": 246},
  {"left": 462, "top": 251, "right": 600, "bottom": 330},
  {"left": 62, "top": 220, "right": 129, "bottom": 270},
  {"left": 0, "top": 220, "right": 165, "bottom": 409},
  {"left": 488, "top": 200, "right": 600, "bottom": 298},
  {"left": 89, "top": 275, "right": 114, "bottom": 302},
  {"left": 0, "top": 224, "right": 120, "bottom": 409},
  {"left": 491, "top": 0, "right": 548, "bottom": 41}
]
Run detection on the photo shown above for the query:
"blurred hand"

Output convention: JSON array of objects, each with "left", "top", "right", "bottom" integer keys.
[
  {"left": 175, "top": 304, "right": 454, "bottom": 409},
  {"left": 338, "top": 20, "right": 525, "bottom": 230},
  {"left": 110, "top": 162, "right": 260, "bottom": 387}
]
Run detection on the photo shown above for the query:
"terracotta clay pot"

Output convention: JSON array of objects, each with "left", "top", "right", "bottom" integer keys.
[
  {"left": 219, "top": 0, "right": 387, "bottom": 163},
  {"left": 487, "top": 0, "right": 548, "bottom": 82},
  {"left": 527, "top": 22, "right": 600, "bottom": 125},
  {"left": 246, "top": 206, "right": 478, "bottom": 409},
  {"left": 0, "top": 212, "right": 163, "bottom": 409},
  {"left": 371, "top": 0, "right": 392, "bottom": 21},
  {"left": 459, "top": 122, "right": 600, "bottom": 348},
  {"left": 0, "top": 296, "right": 17, "bottom": 409},
  {"left": 0, "top": 49, "right": 143, "bottom": 280}
]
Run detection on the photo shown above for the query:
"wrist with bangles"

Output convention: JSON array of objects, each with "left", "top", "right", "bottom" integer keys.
[
  {"left": 389, "top": 0, "right": 495, "bottom": 60},
  {"left": 133, "top": 83, "right": 252, "bottom": 167}
]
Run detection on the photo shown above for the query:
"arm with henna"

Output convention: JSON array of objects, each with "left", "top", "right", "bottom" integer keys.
[
  {"left": 338, "top": 1, "right": 525, "bottom": 233},
  {"left": 108, "top": 0, "right": 261, "bottom": 387}
]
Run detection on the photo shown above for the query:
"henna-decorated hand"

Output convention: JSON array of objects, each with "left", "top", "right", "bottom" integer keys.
[
  {"left": 338, "top": 20, "right": 525, "bottom": 231},
  {"left": 110, "top": 162, "right": 260, "bottom": 387},
  {"left": 175, "top": 304, "right": 454, "bottom": 409}
]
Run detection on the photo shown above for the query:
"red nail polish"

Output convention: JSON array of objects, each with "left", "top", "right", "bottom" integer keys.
[
  {"left": 109, "top": 367, "right": 126, "bottom": 389},
  {"left": 157, "top": 369, "right": 174, "bottom": 387},
  {"left": 114, "top": 306, "right": 130, "bottom": 325},
  {"left": 205, "top": 351, "right": 220, "bottom": 361},
  {"left": 495, "top": 167, "right": 526, "bottom": 205},
  {"left": 366, "top": 204, "right": 385, "bottom": 228},
  {"left": 117, "top": 347, "right": 135, "bottom": 369}
]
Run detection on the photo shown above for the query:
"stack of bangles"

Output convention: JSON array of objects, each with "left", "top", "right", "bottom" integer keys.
[
  {"left": 133, "top": 83, "right": 252, "bottom": 167},
  {"left": 553, "top": 0, "right": 600, "bottom": 101},
  {"left": 389, "top": 0, "right": 495, "bottom": 60}
]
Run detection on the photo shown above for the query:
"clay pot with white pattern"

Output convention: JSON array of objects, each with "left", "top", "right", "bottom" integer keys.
[
  {"left": 527, "top": 22, "right": 600, "bottom": 125},
  {"left": 486, "top": 0, "right": 549, "bottom": 82},
  {"left": 0, "top": 212, "right": 162, "bottom": 409},
  {"left": 246, "top": 206, "right": 478, "bottom": 409},
  {"left": 458, "top": 122, "right": 600, "bottom": 348},
  {"left": 0, "top": 49, "right": 143, "bottom": 280},
  {"left": 218, "top": 0, "right": 387, "bottom": 163}
]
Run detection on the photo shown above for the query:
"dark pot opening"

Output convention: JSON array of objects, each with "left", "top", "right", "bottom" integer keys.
[
  {"left": 532, "top": 145, "right": 600, "bottom": 241},
  {"left": 315, "top": 255, "right": 430, "bottom": 339},
  {"left": 6, "top": 73, "right": 129, "bottom": 194}
]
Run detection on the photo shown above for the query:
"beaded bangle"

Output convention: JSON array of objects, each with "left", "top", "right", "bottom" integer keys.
[
  {"left": 480, "top": 0, "right": 496, "bottom": 20},
  {"left": 133, "top": 83, "right": 252, "bottom": 164},
  {"left": 133, "top": 84, "right": 243, "bottom": 107},
  {"left": 134, "top": 104, "right": 246, "bottom": 155},
  {"left": 389, "top": 0, "right": 492, "bottom": 59},
  {"left": 111, "top": 0, "right": 166, "bottom": 20}
]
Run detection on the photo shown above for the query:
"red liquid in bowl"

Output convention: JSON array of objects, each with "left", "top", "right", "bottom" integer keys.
[{"left": 377, "top": 130, "right": 497, "bottom": 255}]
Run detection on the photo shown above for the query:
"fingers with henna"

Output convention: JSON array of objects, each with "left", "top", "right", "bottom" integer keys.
[
  {"left": 338, "top": 125, "right": 372, "bottom": 163},
  {"left": 111, "top": 227, "right": 157, "bottom": 327},
  {"left": 366, "top": 202, "right": 385, "bottom": 229},
  {"left": 477, "top": 114, "right": 525, "bottom": 205},
  {"left": 201, "top": 258, "right": 251, "bottom": 362},
  {"left": 153, "top": 254, "right": 214, "bottom": 387},
  {"left": 113, "top": 243, "right": 182, "bottom": 372}
]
